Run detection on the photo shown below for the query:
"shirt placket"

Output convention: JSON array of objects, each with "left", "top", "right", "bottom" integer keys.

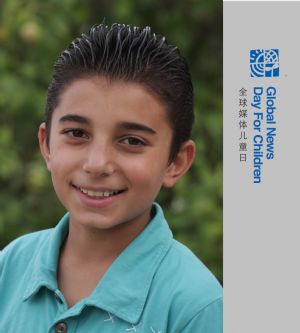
[{"left": 48, "top": 289, "right": 80, "bottom": 333}]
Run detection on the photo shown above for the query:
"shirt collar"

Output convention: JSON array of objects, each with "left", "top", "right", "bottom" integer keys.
[
  {"left": 23, "top": 203, "right": 173, "bottom": 324},
  {"left": 23, "top": 213, "right": 69, "bottom": 300}
]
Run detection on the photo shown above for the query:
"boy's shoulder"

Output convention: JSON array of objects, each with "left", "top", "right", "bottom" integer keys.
[
  {"left": 1, "top": 228, "right": 53, "bottom": 268},
  {"left": 1, "top": 213, "right": 69, "bottom": 270},
  {"left": 118, "top": 202, "right": 222, "bottom": 315},
  {"left": 140, "top": 233, "right": 222, "bottom": 332},
  {"left": 155, "top": 237, "right": 222, "bottom": 308}
]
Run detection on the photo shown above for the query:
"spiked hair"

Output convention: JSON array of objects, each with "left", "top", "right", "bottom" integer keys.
[{"left": 45, "top": 23, "right": 194, "bottom": 162}]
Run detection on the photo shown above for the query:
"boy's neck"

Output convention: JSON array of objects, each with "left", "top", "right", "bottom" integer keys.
[
  {"left": 57, "top": 208, "right": 152, "bottom": 308},
  {"left": 63, "top": 209, "right": 152, "bottom": 264}
]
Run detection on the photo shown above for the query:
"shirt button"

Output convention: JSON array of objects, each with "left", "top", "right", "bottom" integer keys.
[{"left": 55, "top": 322, "right": 68, "bottom": 333}]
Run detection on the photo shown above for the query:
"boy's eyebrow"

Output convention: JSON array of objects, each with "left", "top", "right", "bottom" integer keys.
[
  {"left": 59, "top": 114, "right": 91, "bottom": 125},
  {"left": 118, "top": 121, "right": 157, "bottom": 134},
  {"left": 58, "top": 116, "right": 156, "bottom": 134}
]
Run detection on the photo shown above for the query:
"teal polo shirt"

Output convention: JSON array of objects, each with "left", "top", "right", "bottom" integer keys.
[{"left": 0, "top": 203, "right": 222, "bottom": 332}]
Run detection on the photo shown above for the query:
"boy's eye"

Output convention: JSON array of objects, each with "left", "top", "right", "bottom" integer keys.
[
  {"left": 63, "top": 129, "right": 88, "bottom": 139},
  {"left": 121, "top": 136, "right": 146, "bottom": 146}
]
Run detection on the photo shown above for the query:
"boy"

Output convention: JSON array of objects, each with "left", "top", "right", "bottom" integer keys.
[{"left": 0, "top": 23, "right": 222, "bottom": 332}]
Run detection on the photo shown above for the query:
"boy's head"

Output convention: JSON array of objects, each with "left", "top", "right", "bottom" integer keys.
[
  {"left": 45, "top": 23, "right": 194, "bottom": 162},
  {"left": 39, "top": 23, "right": 195, "bottom": 231}
]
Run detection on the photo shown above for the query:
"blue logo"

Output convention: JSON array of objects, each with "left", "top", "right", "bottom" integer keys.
[{"left": 250, "top": 49, "right": 279, "bottom": 77}]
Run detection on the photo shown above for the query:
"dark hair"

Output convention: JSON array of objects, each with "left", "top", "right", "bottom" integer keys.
[{"left": 45, "top": 23, "right": 194, "bottom": 162}]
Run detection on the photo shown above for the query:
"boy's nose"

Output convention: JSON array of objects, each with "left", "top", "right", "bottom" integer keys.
[{"left": 82, "top": 144, "right": 116, "bottom": 176}]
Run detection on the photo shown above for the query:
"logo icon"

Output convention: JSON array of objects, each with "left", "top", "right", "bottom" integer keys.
[{"left": 250, "top": 49, "right": 279, "bottom": 77}]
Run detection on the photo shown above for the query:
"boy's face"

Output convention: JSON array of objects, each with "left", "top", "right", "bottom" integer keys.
[{"left": 39, "top": 76, "right": 194, "bottom": 232}]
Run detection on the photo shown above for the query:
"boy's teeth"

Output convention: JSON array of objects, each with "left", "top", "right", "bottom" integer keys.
[{"left": 79, "top": 188, "right": 116, "bottom": 198}]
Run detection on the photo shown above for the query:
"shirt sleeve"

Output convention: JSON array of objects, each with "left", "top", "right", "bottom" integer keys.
[
  {"left": 0, "top": 243, "right": 12, "bottom": 276},
  {"left": 181, "top": 297, "right": 223, "bottom": 333},
  {"left": 0, "top": 250, "right": 4, "bottom": 276}
]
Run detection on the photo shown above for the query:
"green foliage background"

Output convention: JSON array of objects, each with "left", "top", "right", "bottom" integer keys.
[{"left": 0, "top": 0, "right": 222, "bottom": 282}]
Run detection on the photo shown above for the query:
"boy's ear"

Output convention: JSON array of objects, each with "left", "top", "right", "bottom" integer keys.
[
  {"left": 163, "top": 140, "right": 195, "bottom": 188},
  {"left": 38, "top": 122, "right": 51, "bottom": 171}
]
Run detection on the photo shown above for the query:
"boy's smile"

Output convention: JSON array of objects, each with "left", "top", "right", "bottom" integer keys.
[{"left": 39, "top": 76, "right": 193, "bottom": 235}]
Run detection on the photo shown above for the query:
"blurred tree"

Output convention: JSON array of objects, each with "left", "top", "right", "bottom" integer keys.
[{"left": 0, "top": 0, "right": 222, "bottom": 282}]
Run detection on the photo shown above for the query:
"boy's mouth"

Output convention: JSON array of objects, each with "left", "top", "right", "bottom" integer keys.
[{"left": 73, "top": 185, "right": 127, "bottom": 199}]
